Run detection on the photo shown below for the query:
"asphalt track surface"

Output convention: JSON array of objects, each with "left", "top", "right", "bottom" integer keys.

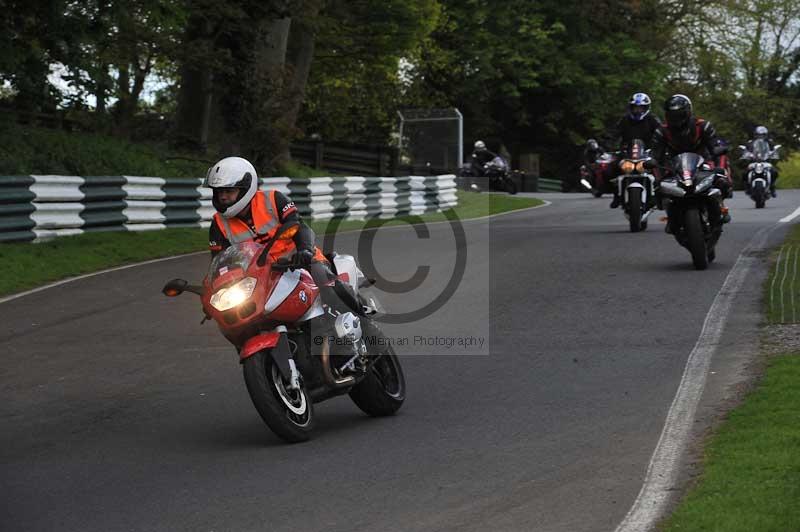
[{"left": 2, "top": 191, "right": 798, "bottom": 532}]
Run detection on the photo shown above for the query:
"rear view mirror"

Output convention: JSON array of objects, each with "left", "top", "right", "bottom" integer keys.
[
  {"left": 774, "top": 144, "right": 782, "bottom": 150},
  {"left": 163, "top": 279, "right": 188, "bottom": 297},
  {"left": 738, "top": 145, "right": 747, "bottom": 151}
]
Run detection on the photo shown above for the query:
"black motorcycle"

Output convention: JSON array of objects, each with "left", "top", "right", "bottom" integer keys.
[
  {"left": 460, "top": 156, "right": 518, "bottom": 194},
  {"left": 658, "top": 153, "right": 724, "bottom": 270}
]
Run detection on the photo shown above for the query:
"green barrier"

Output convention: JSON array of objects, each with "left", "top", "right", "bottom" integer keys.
[{"left": 537, "top": 178, "right": 562, "bottom": 192}]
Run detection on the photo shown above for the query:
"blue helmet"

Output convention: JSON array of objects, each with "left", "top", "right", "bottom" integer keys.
[{"left": 628, "top": 92, "right": 652, "bottom": 121}]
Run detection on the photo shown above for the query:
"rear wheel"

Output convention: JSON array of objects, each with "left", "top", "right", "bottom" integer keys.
[
  {"left": 349, "top": 347, "right": 406, "bottom": 416},
  {"left": 243, "top": 352, "right": 314, "bottom": 443},
  {"left": 685, "top": 208, "right": 708, "bottom": 270},
  {"left": 628, "top": 190, "right": 643, "bottom": 232}
]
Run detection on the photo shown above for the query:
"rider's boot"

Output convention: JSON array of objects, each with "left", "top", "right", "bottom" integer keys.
[{"left": 609, "top": 191, "right": 620, "bottom": 209}]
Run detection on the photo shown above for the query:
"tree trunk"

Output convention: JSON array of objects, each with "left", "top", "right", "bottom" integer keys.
[
  {"left": 173, "top": 14, "right": 214, "bottom": 152},
  {"left": 273, "top": 1, "right": 322, "bottom": 164}
]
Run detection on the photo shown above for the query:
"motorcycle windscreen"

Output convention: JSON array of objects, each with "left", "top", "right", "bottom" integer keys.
[
  {"left": 752, "top": 139, "right": 771, "bottom": 161},
  {"left": 208, "top": 241, "right": 262, "bottom": 282},
  {"left": 489, "top": 156, "right": 509, "bottom": 170},
  {"left": 671, "top": 152, "right": 704, "bottom": 181}
]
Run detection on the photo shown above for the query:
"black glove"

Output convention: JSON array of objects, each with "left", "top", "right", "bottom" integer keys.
[{"left": 296, "top": 247, "right": 315, "bottom": 266}]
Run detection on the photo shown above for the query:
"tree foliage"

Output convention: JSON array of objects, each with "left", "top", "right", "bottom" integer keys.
[{"left": 1, "top": 0, "right": 799, "bottom": 175}]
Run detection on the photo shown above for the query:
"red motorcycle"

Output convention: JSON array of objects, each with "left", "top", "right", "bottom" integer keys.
[
  {"left": 580, "top": 151, "right": 618, "bottom": 197},
  {"left": 162, "top": 223, "right": 405, "bottom": 443}
]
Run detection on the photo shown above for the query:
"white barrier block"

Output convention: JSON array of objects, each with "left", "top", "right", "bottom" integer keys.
[
  {"left": 123, "top": 200, "right": 167, "bottom": 223},
  {"left": 123, "top": 176, "right": 166, "bottom": 200},
  {"left": 31, "top": 202, "right": 85, "bottom": 228},
  {"left": 30, "top": 175, "right": 85, "bottom": 202}
]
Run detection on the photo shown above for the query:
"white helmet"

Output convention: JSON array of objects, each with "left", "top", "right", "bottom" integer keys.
[
  {"left": 474, "top": 140, "right": 486, "bottom": 151},
  {"left": 204, "top": 156, "right": 258, "bottom": 218}
]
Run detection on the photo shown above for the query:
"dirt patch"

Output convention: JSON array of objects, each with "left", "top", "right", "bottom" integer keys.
[{"left": 762, "top": 323, "right": 800, "bottom": 355}]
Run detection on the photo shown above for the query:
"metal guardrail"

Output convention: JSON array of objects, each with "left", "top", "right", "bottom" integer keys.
[
  {"left": 0, "top": 175, "right": 458, "bottom": 243},
  {"left": 536, "top": 178, "right": 563, "bottom": 192}
]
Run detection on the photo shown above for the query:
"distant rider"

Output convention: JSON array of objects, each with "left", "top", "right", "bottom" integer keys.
[
  {"left": 469, "top": 140, "right": 498, "bottom": 175},
  {"left": 744, "top": 125, "right": 779, "bottom": 197},
  {"left": 605, "top": 92, "right": 662, "bottom": 208}
]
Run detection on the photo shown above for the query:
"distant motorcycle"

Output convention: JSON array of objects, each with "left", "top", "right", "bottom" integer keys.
[
  {"left": 612, "top": 139, "right": 656, "bottom": 232},
  {"left": 739, "top": 140, "right": 781, "bottom": 208},
  {"left": 460, "top": 156, "right": 518, "bottom": 194},
  {"left": 579, "top": 151, "right": 618, "bottom": 198},
  {"left": 659, "top": 153, "right": 724, "bottom": 270}
]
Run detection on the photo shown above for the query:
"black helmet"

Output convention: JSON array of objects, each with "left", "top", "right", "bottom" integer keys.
[{"left": 664, "top": 94, "right": 693, "bottom": 131}]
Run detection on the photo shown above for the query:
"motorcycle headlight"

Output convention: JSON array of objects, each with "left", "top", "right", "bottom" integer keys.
[
  {"left": 635, "top": 161, "right": 647, "bottom": 173},
  {"left": 210, "top": 277, "right": 257, "bottom": 311},
  {"left": 681, "top": 178, "right": 694, "bottom": 188},
  {"left": 620, "top": 160, "right": 635, "bottom": 174}
]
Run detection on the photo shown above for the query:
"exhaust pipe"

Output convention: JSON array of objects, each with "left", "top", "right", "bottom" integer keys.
[{"left": 319, "top": 336, "right": 355, "bottom": 388}]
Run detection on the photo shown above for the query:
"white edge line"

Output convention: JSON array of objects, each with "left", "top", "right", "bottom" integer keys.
[
  {"left": 779, "top": 205, "right": 800, "bottom": 223},
  {"left": 0, "top": 199, "right": 552, "bottom": 305},
  {"left": 0, "top": 251, "right": 207, "bottom": 305},
  {"left": 614, "top": 224, "right": 776, "bottom": 532}
]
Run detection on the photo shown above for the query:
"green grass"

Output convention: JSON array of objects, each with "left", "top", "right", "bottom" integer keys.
[
  {"left": 765, "top": 224, "right": 800, "bottom": 324},
  {"left": 777, "top": 152, "right": 800, "bottom": 189},
  {"left": 0, "top": 191, "right": 542, "bottom": 297},
  {"left": 660, "top": 353, "right": 800, "bottom": 532}
]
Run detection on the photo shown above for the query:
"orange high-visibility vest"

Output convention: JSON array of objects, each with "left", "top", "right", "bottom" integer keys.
[{"left": 213, "top": 190, "right": 325, "bottom": 262}]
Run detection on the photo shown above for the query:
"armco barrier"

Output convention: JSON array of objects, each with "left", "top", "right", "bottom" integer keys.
[{"left": 0, "top": 175, "right": 458, "bottom": 243}]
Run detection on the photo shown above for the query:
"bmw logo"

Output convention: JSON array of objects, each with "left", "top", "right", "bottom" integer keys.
[{"left": 299, "top": 290, "right": 307, "bottom": 303}]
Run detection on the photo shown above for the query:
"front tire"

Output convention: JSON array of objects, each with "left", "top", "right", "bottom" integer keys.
[
  {"left": 628, "top": 190, "right": 643, "bottom": 232},
  {"left": 753, "top": 181, "right": 766, "bottom": 208},
  {"left": 243, "top": 352, "right": 314, "bottom": 443},
  {"left": 349, "top": 347, "right": 406, "bottom": 416},
  {"left": 685, "top": 208, "right": 708, "bottom": 270},
  {"left": 505, "top": 178, "right": 518, "bottom": 195}
]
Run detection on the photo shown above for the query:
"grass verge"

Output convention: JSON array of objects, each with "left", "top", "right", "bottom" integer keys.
[
  {"left": 660, "top": 223, "right": 800, "bottom": 532},
  {"left": 0, "top": 191, "right": 542, "bottom": 297},
  {"left": 765, "top": 223, "right": 800, "bottom": 324},
  {"left": 659, "top": 353, "right": 800, "bottom": 532},
  {"left": 777, "top": 152, "right": 800, "bottom": 189}
]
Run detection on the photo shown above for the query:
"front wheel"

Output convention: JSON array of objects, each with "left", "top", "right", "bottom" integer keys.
[
  {"left": 685, "top": 208, "right": 708, "bottom": 270},
  {"left": 243, "top": 351, "right": 314, "bottom": 443},
  {"left": 505, "top": 178, "right": 518, "bottom": 195},
  {"left": 628, "top": 190, "right": 643, "bottom": 232},
  {"left": 349, "top": 347, "right": 406, "bottom": 416},
  {"left": 753, "top": 181, "right": 766, "bottom": 208}
]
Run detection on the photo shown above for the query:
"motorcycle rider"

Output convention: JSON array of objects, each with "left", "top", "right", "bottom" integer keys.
[
  {"left": 605, "top": 92, "right": 661, "bottom": 209},
  {"left": 469, "top": 140, "right": 498, "bottom": 175},
  {"left": 745, "top": 125, "right": 779, "bottom": 197},
  {"left": 651, "top": 94, "right": 732, "bottom": 230},
  {"left": 206, "top": 156, "right": 368, "bottom": 328}
]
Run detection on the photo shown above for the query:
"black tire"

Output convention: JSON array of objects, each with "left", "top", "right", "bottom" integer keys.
[
  {"left": 349, "top": 348, "right": 406, "bottom": 416},
  {"left": 505, "top": 179, "right": 518, "bottom": 195},
  {"left": 592, "top": 189, "right": 603, "bottom": 198},
  {"left": 628, "top": 190, "right": 643, "bottom": 232},
  {"left": 242, "top": 351, "right": 314, "bottom": 443},
  {"left": 707, "top": 246, "right": 716, "bottom": 263},
  {"left": 641, "top": 220, "right": 648, "bottom": 231},
  {"left": 753, "top": 182, "right": 765, "bottom": 208},
  {"left": 685, "top": 208, "right": 708, "bottom": 270}
]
